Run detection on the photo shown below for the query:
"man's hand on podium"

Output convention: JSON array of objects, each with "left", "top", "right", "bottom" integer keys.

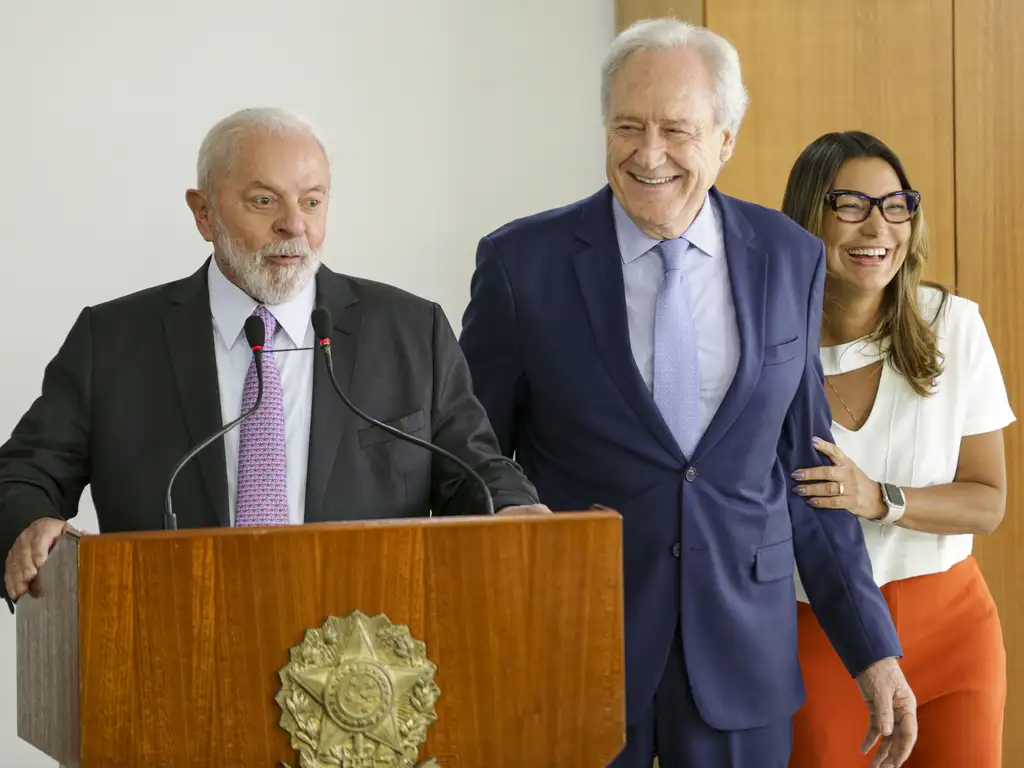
[
  {"left": 495, "top": 503, "right": 553, "bottom": 516},
  {"left": 4, "top": 516, "right": 67, "bottom": 602}
]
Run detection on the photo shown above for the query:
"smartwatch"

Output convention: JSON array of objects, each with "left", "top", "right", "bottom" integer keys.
[{"left": 878, "top": 482, "right": 906, "bottom": 525}]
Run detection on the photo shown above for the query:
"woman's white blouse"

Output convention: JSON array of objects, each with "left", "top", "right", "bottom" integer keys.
[{"left": 795, "top": 288, "right": 1015, "bottom": 603}]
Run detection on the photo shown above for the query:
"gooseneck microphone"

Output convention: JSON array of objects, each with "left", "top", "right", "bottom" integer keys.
[
  {"left": 310, "top": 307, "right": 495, "bottom": 516},
  {"left": 163, "top": 315, "right": 267, "bottom": 530}
]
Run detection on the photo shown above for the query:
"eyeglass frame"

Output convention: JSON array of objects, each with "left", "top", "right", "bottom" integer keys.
[{"left": 824, "top": 189, "right": 922, "bottom": 224}]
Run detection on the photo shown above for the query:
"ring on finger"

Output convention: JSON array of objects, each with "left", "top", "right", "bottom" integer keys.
[{"left": 837, "top": 482, "right": 845, "bottom": 496}]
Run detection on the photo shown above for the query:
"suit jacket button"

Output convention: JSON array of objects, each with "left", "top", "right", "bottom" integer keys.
[
  {"left": 685, "top": 466, "right": 697, "bottom": 482},
  {"left": 672, "top": 542, "right": 681, "bottom": 557}
]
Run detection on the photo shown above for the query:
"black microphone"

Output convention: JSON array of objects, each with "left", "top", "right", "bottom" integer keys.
[
  {"left": 310, "top": 307, "right": 495, "bottom": 516},
  {"left": 163, "top": 315, "right": 267, "bottom": 530}
]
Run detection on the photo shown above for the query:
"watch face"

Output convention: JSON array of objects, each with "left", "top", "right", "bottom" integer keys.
[{"left": 883, "top": 483, "right": 906, "bottom": 507}]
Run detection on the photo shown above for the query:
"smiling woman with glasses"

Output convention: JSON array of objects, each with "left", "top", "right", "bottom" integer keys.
[{"left": 780, "top": 131, "right": 1013, "bottom": 768}]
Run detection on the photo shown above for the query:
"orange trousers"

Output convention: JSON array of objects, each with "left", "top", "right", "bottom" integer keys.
[{"left": 789, "top": 555, "right": 1005, "bottom": 768}]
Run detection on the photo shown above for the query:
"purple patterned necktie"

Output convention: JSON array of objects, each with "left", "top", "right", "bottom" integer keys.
[
  {"left": 653, "top": 238, "right": 702, "bottom": 459},
  {"left": 235, "top": 306, "right": 289, "bottom": 526}
]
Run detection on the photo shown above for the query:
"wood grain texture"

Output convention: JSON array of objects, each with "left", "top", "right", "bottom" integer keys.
[
  {"left": 706, "top": 0, "right": 957, "bottom": 288},
  {"left": 68, "top": 513, "right": 624, "bottom": 767},
  {"left": 17, "top": 530, "right": 81, "bottom": 768},
  {"left": 953, "top": 0, "right": 1024, "bottom": 761},
  {"left": 617, "top": 0, "right": 704, "bottom": 30}
]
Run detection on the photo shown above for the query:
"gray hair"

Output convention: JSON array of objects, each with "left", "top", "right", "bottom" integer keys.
[
  {"left": 601, "top": 18, "right": 749, "bottom": 136},
  {"left": 196, "top": 107, "right": 328, "bottom": 193}
]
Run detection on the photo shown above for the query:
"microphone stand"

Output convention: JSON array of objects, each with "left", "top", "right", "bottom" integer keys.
[{"left": 313, "top": 319, "right": 495, "bottom": 517}]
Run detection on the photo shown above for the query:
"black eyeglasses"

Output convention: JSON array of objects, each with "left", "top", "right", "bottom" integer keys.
[{"left": 825, "top": 189, "right": 921, "bottom": 224}]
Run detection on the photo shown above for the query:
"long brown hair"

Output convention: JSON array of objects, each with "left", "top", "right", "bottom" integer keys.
[{"left": 781, "top": 131, "right": 947, "bottom": 397}]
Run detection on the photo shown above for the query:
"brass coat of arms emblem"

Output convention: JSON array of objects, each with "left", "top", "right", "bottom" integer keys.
[{"left": 276, "top": 611, "right": 441, "bottom": 768}]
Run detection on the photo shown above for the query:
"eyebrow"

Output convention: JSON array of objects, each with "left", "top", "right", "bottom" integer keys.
[
  {"left": 832, "top": 188, "right": 907, "bottom": 197},
  {"left": 609, "top": 114, "right": 696, "bottom": 127},
  {"left": 245, "top": 181, "right": 327, "bottom": 194}
]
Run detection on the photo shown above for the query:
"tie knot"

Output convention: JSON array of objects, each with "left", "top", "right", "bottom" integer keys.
[
  {"left": 253, "top": 306, "right": 278, "bottom": 348},
  {"left": 658, "top": 238, "right": 689, "bottom": 272}
]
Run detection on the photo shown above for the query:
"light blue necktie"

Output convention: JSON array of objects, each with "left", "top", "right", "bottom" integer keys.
[{"left": 653, "top": 238, "right": 701, "bottom": 459}]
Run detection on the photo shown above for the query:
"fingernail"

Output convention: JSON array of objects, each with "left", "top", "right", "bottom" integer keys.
[
  {"left": 808, "top": 499, "right": 819, "bottom": 507},
  {"left": 794, "top": 486, "right": 807, "bottom": 495},
  {"left": 812, "top": 436, "right": 823, "bottom": 445},
  {"left": 792, "top": 470, "right": 805, "bottom": 480}
]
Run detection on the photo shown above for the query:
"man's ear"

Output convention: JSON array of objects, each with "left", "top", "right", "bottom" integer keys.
[
  {"left": 185, "top": 188, "right": 216, "bottom": 243},
  {"left": 719, "top": 127, "right": 736, "bottom": 166}
]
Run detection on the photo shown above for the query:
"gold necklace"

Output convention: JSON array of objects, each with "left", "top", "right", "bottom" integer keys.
[{"left": 826, "top": 363, "right": 883, "bottom": 428}]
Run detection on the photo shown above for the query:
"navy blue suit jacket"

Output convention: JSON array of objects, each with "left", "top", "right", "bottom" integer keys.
[{"left": 459, "top": 186, "right": 901, "bottom": 730}]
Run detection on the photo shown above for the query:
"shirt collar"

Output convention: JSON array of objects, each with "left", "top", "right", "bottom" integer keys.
[
  {"left": 612, "top": 192, "right": 723, "bottom": 264},
  {"left": 207, "top": 257, "right": 316, "bottom": 350}
]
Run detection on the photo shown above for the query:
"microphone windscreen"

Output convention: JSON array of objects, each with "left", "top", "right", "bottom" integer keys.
[
  {"left": 311, "top": 307, "right": 333, "bottom": 341},
  {"left": 244, "top": 315, "right": 266, "bottom": 349}
]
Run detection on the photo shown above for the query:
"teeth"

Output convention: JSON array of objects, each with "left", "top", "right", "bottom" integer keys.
[
  {"left": 634, "top": 175, "right": 675, "bottom": 185},
  {"left": 848, "top": 248, "right": 887, "bottom": 257}
]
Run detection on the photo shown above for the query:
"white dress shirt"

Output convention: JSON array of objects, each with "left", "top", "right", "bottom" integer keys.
[
  {"left": 795, "top": 288, "right": 1015, "bottom": 601},
  {"left": 612, "top": 194, "right": 741, "bottom": 439},
  {"left": 207, "top": 258, "right": 316, "bottom": 525}
]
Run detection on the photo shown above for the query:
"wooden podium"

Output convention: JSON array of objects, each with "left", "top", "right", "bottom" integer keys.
[{"left": 16, "top": 511, "right": 625, "bottom": 767}]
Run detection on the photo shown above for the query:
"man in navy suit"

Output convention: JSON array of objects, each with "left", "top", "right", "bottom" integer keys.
[{"left": 459, "top": 18, "right": 919, "bottom": 768}]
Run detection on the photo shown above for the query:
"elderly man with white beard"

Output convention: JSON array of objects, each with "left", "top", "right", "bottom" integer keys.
[{"left": 1, "top": 107, "right": 547, "bottom": 604}]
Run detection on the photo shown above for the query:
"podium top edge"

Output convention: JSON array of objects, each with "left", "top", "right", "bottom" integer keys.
[{"left": 75, "top": 509, "right": 621, "bottom": 544}]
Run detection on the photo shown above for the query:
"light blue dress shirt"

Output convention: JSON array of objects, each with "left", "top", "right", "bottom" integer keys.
[{"left": 612, "top": 194, "right": 741, "bottom": 440}]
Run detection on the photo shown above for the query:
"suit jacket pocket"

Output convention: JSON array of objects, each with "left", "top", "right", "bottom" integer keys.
[
  {"left": 358, "top": 409, "right": 426, "bottom": 448},
  {"left": 763, "top": 337, "right": 801, "bottom": 366},
  {"left": 754, "top": 538, "right": 795, "bottom": 582}
]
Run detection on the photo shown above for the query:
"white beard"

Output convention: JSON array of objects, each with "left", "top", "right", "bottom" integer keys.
[{"left": 212, "top": 218, "right": 321, "bottom": 305}]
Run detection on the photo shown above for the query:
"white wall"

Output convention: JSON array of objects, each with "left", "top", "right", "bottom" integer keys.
[{"left": 0, "top": 1, "right": 614, "bottom": 763}]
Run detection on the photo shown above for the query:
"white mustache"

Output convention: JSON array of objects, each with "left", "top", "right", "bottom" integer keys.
[{"left": 259, "top": 239, "right": 316, "bottom": 260}]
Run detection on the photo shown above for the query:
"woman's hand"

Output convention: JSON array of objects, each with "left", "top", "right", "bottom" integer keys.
[{"left": 791, "top": 437, "right": 887, "bottom": 521}]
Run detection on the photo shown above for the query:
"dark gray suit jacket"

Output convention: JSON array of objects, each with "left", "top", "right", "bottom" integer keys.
[{"left": 0, "top": 262, "right": 538, "bottom": 582}]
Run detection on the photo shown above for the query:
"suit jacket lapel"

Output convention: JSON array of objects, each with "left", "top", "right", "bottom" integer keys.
[
  {"left": 693, "top": 189, "right": 768, "bottom": 460},
  {"left": 304, "top": 268, "right": 362, "bottom": 522},
  {"left": 163, "top": 261, "right": 229, "bottom": 526},
  {"left": 573, "top": 187, "right": 685, "bottom": 463}
]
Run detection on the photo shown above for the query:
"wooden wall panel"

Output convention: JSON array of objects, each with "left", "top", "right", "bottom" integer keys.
[
  {"left": 954, "top": 0, "right": 1024, "bottom": 763},
  {"left": 705, "top": 0, "right": 956, "bottom": 288},
  {"left": 617, "top": 0, "right": 703, "bottom": 30}
]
